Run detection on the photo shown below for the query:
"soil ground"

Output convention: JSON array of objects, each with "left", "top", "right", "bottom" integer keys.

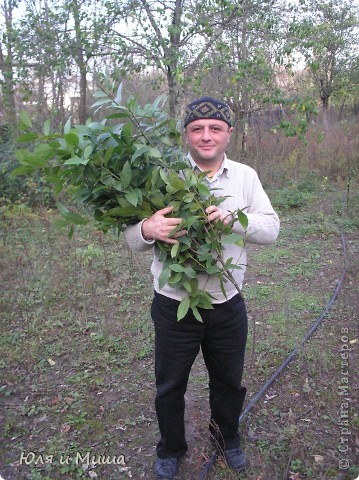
[{"left": 0, "top": 185, "right": 358, "bottom": 480}]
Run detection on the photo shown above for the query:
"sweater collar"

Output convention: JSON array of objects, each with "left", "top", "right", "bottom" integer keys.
[{"left": 186, "top": 153, "right": 230, "bottom": 178}]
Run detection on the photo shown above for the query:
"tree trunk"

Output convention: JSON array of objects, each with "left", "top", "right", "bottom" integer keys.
[
  {"left": 72, "top": 0, "right": 88, "bottom": 124},
  {"left": 231, "top": 108, "right": 247, "bottom": 163},
  {"left": 78, "top": 64, "right": 87, "bottom": 124},
  {"left": 0, "top": 0, "right": 17, "bottom": 127},
  {"left": 167, "top": 67, "right": 181, "bottom": 120},
  {"left": 321, "top": 94, "right": 330, "bottom": 131},
  {"left": 166, "top": 0, "right": 183, "bottom": 120},
  {"left": 239, "top": 6, "right": 249, "bottom": 157},
  {"left": 38, "top": 71, "right": 47, "bottom": 124}
]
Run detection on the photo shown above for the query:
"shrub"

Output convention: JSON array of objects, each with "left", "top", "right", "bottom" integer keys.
[{"left": 0, "top": 124, "right": 55, "bottom": 208}]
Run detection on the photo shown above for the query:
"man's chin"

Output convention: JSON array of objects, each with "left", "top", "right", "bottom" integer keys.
[{"left": 196, "top": 151, "right": 216, "bottom": 161}]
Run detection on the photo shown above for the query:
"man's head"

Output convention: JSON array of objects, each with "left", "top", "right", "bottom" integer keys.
[
  {"left": 183, "top": 96, "right": 232, "bottom": 129},
  {"left": 183, "top": 96, "right": 233, "bottom": 169}
]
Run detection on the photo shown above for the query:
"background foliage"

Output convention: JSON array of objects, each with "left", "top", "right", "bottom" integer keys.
[{"left": 1, "top": 0, "right": 358, "bottom": 204}]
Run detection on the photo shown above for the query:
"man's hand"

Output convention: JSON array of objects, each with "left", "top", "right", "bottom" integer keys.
[
  {"left": 206, "top": 205, "right": 233, "bottom": 226},
  {"left": 142, "top": 206, "right": 186, "bottom": 244}
]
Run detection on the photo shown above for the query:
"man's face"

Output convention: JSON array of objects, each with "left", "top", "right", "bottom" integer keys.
[{"left": 185, "top": 119, "right": 233, "bottom": 167}]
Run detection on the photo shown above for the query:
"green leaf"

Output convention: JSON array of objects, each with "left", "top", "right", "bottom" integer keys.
[
  {"left": 237, "top": 209, "right": 248, "bottom": 229},
  {"left": 191, "top": 306, "right": 203, "bottom": 322},
  {"left": 106, "top": 112, "right": 130, "bottom": 120},
  {"left": 11, "top": 165, "right": 35, "bottom": 176},
  {"left": 170, "top": 264, "right": 186, "bottom": 273},
  {"left": 183, "top": 267, "right": 196, "bottom": 278},
  {"left": 106, "top": 205, "right": 149, "bottom": 219},
  {"left": 15, "top": 149, "right": 49, "bottom": 168},
  {"left": 125, "top": 190, "right": 139, "bottom": 206},
  {"left": 197, "top": 182, "right": 210, "bottom": 199},
  {"left": 132, "top": 145, "right": 149, "bottom": 162},
  {"left": 93, "top": 90, "right": 108, "bottom": 98},
  {"left": 171, "top": 161, "right": 189, "bottom": 171},
  {"left": 182, "top": 216, "right": 200, "bottom": 228},
  {"left": 183, "top": 277, "right": 199, "bottom": 294},
  {"left": 43, "top": 119, "right": 51, "bottom": 136},
  {"left": 121, "top": 162, "right": 132, "bottom": 189},
  {"left": 196, "top": 291, "right": 214, "bottom": 309},
  {"left": 182, "top": 192, "right": 195, "bottom": 203},
  {"left": 64, "top": 117, "right": 72, "bottom": 134},
  {"left": 220, "top": 279, "right": 227, "bottom": 298},
  {"left": 177, "top": 296, "right": 190, "bottom": 321},
  {"left": 83, "top": 145, "right": 93, "bottom": 159},
  {"left": 148, "top": 148, "right": 162, "bottom": 158},
  {"left": 222, "top": 233, "right": 245, "bottom": 244},
  {"left": 34, "top": 144, "right": 55, "bottom": 159},
  {"left": 64, "top": 156, "right": 88, "bottom": 165},
  {"left": 207, "top": 264, "right": 220, "bottom": 274},
  {"left": 148, "top": 190, "right": 165, "bottom": 208},
  {"left": 57, "top": 204, "right": 88, "bottom": 225},
  {"left": 168, "top": 171, "right": 185, "bottom": 190},
  {"left": 171, "top": 242, "right": 180, "bottom": 258},
  {"left": 67, "top": 225, "right": 76, "bottom": 239},
  {"left": 115, "top": 82, "right": 123, "bottom": 104},
  {"left": 158, "top": 267, "right": 171, "bottom": 289},
  {"left": 20, "top": 110, "right": 32, "bottom": 128},
  {"left": 64, "top": 132, "right": 79, "bottom": 147},
  {"left": 168, "top": 271, "right": 184, "bottom": 286},
  {"left": 92, "top": 97, "right": 112, "bottom": 108},
  {"left": 16, "top": 133, "right": 39, "bottom": 143}
]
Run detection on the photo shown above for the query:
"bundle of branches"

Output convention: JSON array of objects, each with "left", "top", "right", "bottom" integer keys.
[{"left": 13, "top": 86, "right": 248, "bottom": 321}]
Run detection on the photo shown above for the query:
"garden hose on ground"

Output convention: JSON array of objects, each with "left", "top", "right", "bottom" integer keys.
[{"left": 198, "top": 231, "right": 348, "bottom": 480}]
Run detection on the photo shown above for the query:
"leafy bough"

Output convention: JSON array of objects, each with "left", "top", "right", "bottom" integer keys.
[{"left": 13, "top": 87, "right": 248, "bottom": 321}]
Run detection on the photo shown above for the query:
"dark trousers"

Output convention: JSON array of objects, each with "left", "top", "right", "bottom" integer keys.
[{"left": 151, "top": 292, "right": 248, "bottom": 459}]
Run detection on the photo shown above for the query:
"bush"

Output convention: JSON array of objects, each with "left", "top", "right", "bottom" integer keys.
[
  {"left": 0, "top": 124, "right": 55, "bottom": 208},
  {"left": 270, "top": 176, "right": 317, "bottom": 210}
]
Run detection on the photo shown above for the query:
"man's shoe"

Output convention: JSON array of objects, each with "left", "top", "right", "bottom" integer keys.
[
  {"left": 154, "top": 457, "right": 178, "bottom": 479},
  {"left": 223, "top": 447, "right": 247, "bottom": 471}
]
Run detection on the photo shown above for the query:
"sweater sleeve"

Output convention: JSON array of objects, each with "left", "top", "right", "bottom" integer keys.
[
  {"left": 124, "top": 219, "right": 155, "bottom": 252},
  {"left": 233, "top": 170, "right": 280, "bottom": 245}
]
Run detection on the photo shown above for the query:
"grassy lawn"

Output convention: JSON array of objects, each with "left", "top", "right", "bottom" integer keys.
[{"left": 0, "top": 181, "right": 358, "bottom": 480}]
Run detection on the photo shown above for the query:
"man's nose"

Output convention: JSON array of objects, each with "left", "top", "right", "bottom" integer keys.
[{"left": 201, "top": 127, "right": 212, "bottom": 141}]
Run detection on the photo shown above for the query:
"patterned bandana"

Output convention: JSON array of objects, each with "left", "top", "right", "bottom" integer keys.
[{"left": 183, "top": 96, "right": 232, "bottom": 128}]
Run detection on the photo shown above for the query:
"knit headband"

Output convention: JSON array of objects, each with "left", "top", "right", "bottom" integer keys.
[{"left": 183, "top": 96, "right": 232, "bottom": 128}]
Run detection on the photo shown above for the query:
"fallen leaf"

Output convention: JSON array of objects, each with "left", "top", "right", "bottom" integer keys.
[
  {"left": 265, "top": 394, "right": 277, "bottom": 400},
  {"left": 60, "top": 424, "right": 71, "bottom": 433},
  {"left": 302, "top": 378, "right": 311, "bottom": 393},
  {"left": 313, "top": 454, "right": 324, "bottom": 465},
  {"left": 47, "top": 358, "right": 56, "bottom": 366},
  {"left": 288, "top": 472, "right": 302, "bottom": 480}
]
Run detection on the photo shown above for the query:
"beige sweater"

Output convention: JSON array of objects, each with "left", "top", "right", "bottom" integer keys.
[{"left": 124, "top": 155, "right": 280, "bottom": 303}]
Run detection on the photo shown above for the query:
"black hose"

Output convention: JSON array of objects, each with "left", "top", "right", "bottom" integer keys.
[
  {"left": 198, "top": 231, "right": 348, "bottom": 479},
  {"left": 238, "top": 231, "right": 347, "bottom": 424}
]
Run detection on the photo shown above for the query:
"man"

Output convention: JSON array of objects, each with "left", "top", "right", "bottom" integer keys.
[{"left": 124, "top": 96, "right": 280, "bottom": 479}]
